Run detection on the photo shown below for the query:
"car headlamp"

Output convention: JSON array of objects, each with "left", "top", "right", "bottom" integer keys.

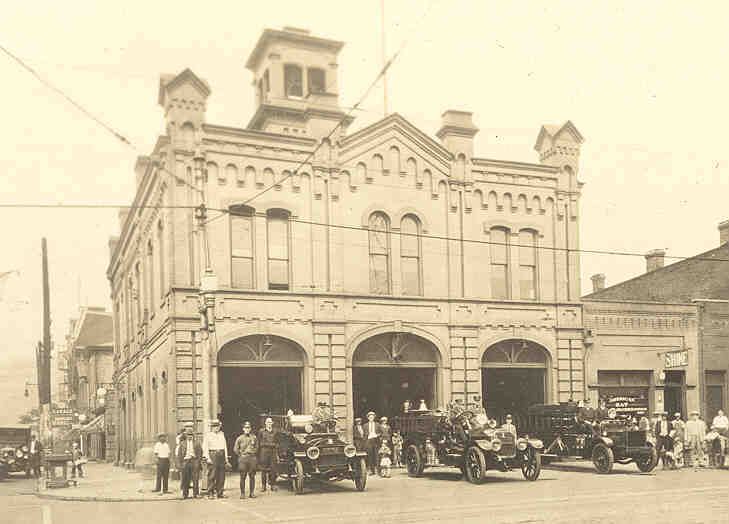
[
  {"left": 475, "top": 414, "right": 489, "bottom": 426},
  {"left": 15, "top": 449, "right": 24, "bottom": 458},
  {"left": 344, "top": 444, "right": 357, "bottom": 458},
  {"left": 21, "top": 445, "right": 28, "bottom": 452},
  {"left": 488, "top": 419, "right": 498, "bottom": 429},
  {"left": 306, "top": 446, "right": 320, "bottom": 460},
  {"left": 491, "top": 439, "right": 502, "bottom": 452},
  {"left": 304, "top": 423, "right": 314, "bottom": 434},
  {"left": 516, "top": 439, "right": 528, "bottom": 451}
]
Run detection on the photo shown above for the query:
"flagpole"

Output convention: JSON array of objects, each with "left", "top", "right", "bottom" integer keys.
[{"left": 380, "top": 0, "right": 388, "bottom": 116}]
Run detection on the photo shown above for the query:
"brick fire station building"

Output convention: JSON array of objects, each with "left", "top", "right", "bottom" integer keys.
[{"left": 108, "top": 27, "right": 587, "bottom": 463}]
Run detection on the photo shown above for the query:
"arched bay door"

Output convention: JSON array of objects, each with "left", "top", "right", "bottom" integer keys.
[
  {"left": 218, "top": 335, "right": 305, "bottom": 456},
  {"left": 352, "top": 333, "right": 439, "bottom": 420},
  {"left": 482, "top": 339, "right": 550, "bottom": 428}
]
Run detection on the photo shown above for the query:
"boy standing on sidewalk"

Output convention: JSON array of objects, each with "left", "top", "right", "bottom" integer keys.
[{"left": 153, "top": 433, "right": 171, "bottom": 494}]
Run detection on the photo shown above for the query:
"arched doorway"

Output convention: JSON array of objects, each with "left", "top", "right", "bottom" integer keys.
[
  {"left": 352, "top": 332, "right": 439, "bottom": 420},
  {"left": 482, "top": 339, "right": 549, "bottom": 429},
  {"left": 218, "top": 334, "right": 305, "bottom": 459}
]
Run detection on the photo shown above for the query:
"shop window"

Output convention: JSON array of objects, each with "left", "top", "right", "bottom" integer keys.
[
  {"left": 518, "top": 229, "right": 537, "bottom": 300},
  {"left": 284, "top": 64, "right": 303, "bottom": 97},
  {"left": 400, "top": 214, "right": 422, "bottom": 296},
  {"left": 490, "top": 227, "right": 509, "bottom": 299},
  {"left": 307, "top": 67, "right": 326, "bottom": 94},
  {"left": 230, "top": 205, "right": 255, "bottom": 289},
  {"left": 267, "top": 209, "right": 291, "bottom": 290},
  {"left": 368, "top": 212, "right": 391, "bottom": 294}
]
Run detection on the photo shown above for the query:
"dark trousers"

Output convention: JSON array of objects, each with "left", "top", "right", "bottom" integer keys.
[
  {"left": 181, "top": 459, "right": 201, "bottom": 498},
  {"left": 155, "top": 458, "right": 170, "bottom": 492},
  {"left": 238, "top": 455, "right": 257, "bottom": 495},
  {"left": 71, "top": 463, "right": 84, "bottom": 478},
  {"left": 207, "top": 451, "right": 226, "bottom": 496},
  {"left": 365, "top": 438, "right": 380, "bottom": 473},
  {"left": 258, "top": 448, "right": 276, "bottom": 488},
  {"left": 30, "top": 455, "right": 41, "bottom": 478},
  {"left": 657, "top": 436, "right": 672, "bottom": 465}
]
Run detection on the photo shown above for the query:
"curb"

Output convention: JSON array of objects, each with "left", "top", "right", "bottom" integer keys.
[{"left": 35, "top": 492, "right": 180, "bottom": 502}]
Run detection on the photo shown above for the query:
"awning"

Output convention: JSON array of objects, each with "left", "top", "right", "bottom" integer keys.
[{"left": 80, "top": 414, "right": 104, "bottom": 434}]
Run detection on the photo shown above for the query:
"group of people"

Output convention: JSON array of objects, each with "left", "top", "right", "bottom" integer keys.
[
  {"left": 653, "top": 409, "right": 729, "bottom": 470},
  {"left": 152, "top": 417, "right": 279, "bottom": 500},
  {"left": 352, "top": 411, "right": 403, "bottom": 477}
]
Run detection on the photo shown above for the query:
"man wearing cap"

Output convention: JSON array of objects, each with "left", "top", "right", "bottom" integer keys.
[
  {"left": 257, "top": 417, "right": 278, "bottom": 492},
  {"left": 234, "top": 421, "right": 258, "bottom": 499},
  {"left": 654, "top": 412, "right": 671, "bottom": 468},
  {"left": 203, "top": 419, "right": 229, "bottom": 498},
  {"left": 178, "top": 424, "right": 203, "bottom": 499},
  {"left": 363, "top": 411, "right": 381, "bottom": 474},
  {"left": 502, "top": 414, "right": 517, "bottom": 440},
  {"left": 153, "top": 433, "right": 171, "bottom": 494}
]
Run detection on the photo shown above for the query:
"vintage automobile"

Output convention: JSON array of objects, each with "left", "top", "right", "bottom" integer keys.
[
  {"left": 266, "top": 413, "right": 368, "bottom": 494},
  {"left": 0, "top": 425, "right": 32, "bottom": 478},
  {"left": 394, "top": 409, "right": 543, "bottom": 484},
  {"left": 524, "top": 403, "right": 658, "bottom": 474}
]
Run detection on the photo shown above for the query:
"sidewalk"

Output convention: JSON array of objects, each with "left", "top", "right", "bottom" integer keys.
[{"left": 36, "top": 462, "right": 197, "bottom": 502}]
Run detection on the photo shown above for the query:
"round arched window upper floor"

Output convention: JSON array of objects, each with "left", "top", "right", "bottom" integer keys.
[
  {"left": 489, "top": 227, "right": 510, "bottom": 300},
  {"left": 400, "top": 214, "right": 423, "bottom": 296},
  {"left": 229, "top": 205, "right": 256, "bottom": 290},
  {"left": 518, "top": 229, "right": 538, "bottom": 300},
  {"left": 266, "top": 209, "right": 292, "bottom": 290},
  {"left": 368, "top": 212, "right": 391, "bottom": 294},
  {"left": 284, "top": 64, "right": 303, "bottom": 98}
]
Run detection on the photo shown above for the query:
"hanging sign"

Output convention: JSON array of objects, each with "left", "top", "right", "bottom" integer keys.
[{"left": 664, "top": 350, "right": 688, "bottom": 369}]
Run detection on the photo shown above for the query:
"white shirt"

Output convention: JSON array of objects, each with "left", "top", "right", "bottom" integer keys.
[
  {"left": 712, "top": 415, "right": 729, "bottom": 430},
  {"left": 202, "top": 431, "right": 228, "bottom": 460},
  {"left": 183, "top": 439, "right": 195, "bottom": 460},
  {"left": 30, "top": 440, "right": 38, "bottom": 453},
  {"left": 153, "top": 442, "right": 171, "bottom": 459},
  {"left": 367, "top": 421, "right": 378, "bottom": 439}
]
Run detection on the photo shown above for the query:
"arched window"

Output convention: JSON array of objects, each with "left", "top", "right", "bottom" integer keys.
[
  {"left": 180, "top": 122, "right": 195, "bottom": 149},
  {"left": 267, "top": 209, "right": 291, "bottom": 290},
  {"left": 490, "top": 227, "right": 510, "bottom": 299},
  {"left": 389, "top": 146, "right": 401, "bottom": 175},
  {"left": 368, "top": 212, "right": 391, "bottom": 294},
  {"left": 307, "top": 67, "right": 326, "bottom": 94},
  {"left": 284, "top": 64, "right": 303, "bottom": 97},
  {"left": 157, "top": 221, "right": 165, "bottom": 299},
  {"left": 400, "top": 215, "right": 422, "bottom": 296},
  {"left": 519, "top": 229, "right": 538, "bottom": 299},
  {"left": 134, "top": 262, "right": 142, "bottom": 324},
  {"left": 371, "top": 154, "right": 384, "bottom": 175},
  {"left": 230, "top": 205, "right": 255, "bottom": 289},
  {"left": 146, "top": 240, "right": 154, "bottom": 315}
]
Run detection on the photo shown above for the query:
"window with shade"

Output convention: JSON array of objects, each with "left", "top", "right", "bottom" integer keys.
[
  {"left": 518, "top": 230, "right": 538, "bottom": 299},
  {"left": 267, "top": 209, "right": 291, "bottom": 290},
  {"left": 157, "top": 221, "right": 165, "bottom": 300},
  {"left": 369, "top": 212, "right": 391, "bottom": 294},
  {"left": 400, "top": 215, "right": 422, "bottom": 296},
  {"left": 284, "top": 64, "right": 303, "bottom": 97},
  {"left": 230, "top": 205, "right": 255, "bottom": 289},
  {"left": 307, "top": 67, "right": 326, "bottom": 94},
  {"left": 490, "top": 227, "right": 509, "bottom": 299},
  {"left": 146, "top": 240, "right": 154, "bottom": 314}
]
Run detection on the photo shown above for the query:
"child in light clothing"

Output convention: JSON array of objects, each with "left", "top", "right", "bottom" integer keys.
[
  {"left": 391, "top": 432, "right": 403, "bottom": 468},
  {"left": 379, "top": 442, "right": 392, "bottom": 478}
]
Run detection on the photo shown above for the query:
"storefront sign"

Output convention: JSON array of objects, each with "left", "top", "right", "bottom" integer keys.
[
  {"left": 604, "top": 394, "right": 649, "bottom": 415},
  {"left": 664, "top": 350, "right": 688, "bottom": 369},
  {"left": 52, "top": 408, "right": 74, "bottom": 428}
]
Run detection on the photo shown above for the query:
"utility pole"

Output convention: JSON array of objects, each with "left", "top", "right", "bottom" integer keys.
[
  {"left": 380, "top": 0, "right": 388, "bottom": 116},
  {"left": 40, "top": 238, "right": 52, "bottom": 445}
]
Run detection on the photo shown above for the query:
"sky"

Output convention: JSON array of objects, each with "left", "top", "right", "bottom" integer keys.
[{"left": 1, "top": 0, "right": 728, "bottom": 425}]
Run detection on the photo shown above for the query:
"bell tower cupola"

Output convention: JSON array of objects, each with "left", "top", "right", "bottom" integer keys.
[{"left": 245, "top": 27, "right": 352, "bottom": 140}]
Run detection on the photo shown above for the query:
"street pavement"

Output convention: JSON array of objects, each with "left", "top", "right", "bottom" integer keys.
[{"left": 3, "top": 461, "right": 729, "bottom": 524}]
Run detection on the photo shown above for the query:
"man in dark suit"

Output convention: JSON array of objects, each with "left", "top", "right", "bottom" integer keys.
[
  {"left": 177, "top": 426, "right": 203, "bottom": 499},
  {"left": 654, "top": 412, "right": 671, "bottom": 468},
  {"left": 353, "top": 418, "right": 365, "bottom": 451},
  {"left": 363, "top": 411, "right": 381, "bottom": 474},
  {"left": 28, "top": 434, "right": 43, "bottom": 478}
]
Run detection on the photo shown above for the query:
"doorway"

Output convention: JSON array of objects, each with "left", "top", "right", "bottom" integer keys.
[
  {"left": 482, "top": 368, "right": 545, "bottom": 427},
  {"left": 352, "top": 367, "right": 435, "bottom": 420},
  {"left": 663, "top": 370, "right": 685, "bottom": 418}
]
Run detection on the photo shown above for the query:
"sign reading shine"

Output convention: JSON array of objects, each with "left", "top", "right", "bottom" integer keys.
[{"left": 664, "top": 350, "right": 688, "bottom": 369}]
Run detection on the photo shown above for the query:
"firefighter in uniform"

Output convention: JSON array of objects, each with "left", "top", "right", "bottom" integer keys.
[{"left": 257, "top": 417, "right": 278, "bottom": 492}]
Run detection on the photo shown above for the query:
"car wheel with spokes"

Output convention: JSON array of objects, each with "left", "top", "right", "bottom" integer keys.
[
  {"left": 465, "top": 446, "right": 486, "bottom": 484},
  {"left": 636, "top": 446, "right": 658, "bottom": 472},
  {"left": 592, "top": 443, "right": 614, "bottom": 474},
  {"left": 521, "top": 450, "right": 541, "bottom": 481},
  {"left": 405, "top": 444, "right": 424, "bottom": 477}
]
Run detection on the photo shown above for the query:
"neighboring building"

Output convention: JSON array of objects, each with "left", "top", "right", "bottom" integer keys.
[
  {"left": 63, "top": 307, "right": 114, "bottom": 460},
  {"left": 108, "top": 26, "right": 586, "bottom": 464},
  {"left": 583, "top": 221, "right": 729, "bottom": 419}
]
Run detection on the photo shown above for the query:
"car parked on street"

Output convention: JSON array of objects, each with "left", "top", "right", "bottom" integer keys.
[
  {"left": 394, "top": 409, "right": 543, "bottom": 484},
  {"left": 0, "top": 425, "right": 31, "bottom": 478},
  {"left": 269, "top": 413, "right": 368, "bottom": 494},
  {"left": 524, "top": 403, "right": 658, "bottom": 474}
]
